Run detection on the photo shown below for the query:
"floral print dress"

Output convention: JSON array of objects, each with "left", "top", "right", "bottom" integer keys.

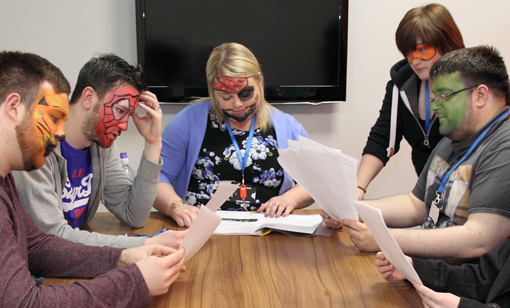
[{"left": 186, "top": 115, "right": 284, "bottom": 210}]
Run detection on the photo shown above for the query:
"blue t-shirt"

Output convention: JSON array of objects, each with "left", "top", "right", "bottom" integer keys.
[{"left": 60, "top": 141, "right": 93, "bottom": 229}]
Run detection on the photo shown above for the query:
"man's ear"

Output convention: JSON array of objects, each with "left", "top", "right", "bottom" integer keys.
[
  {"left": 81, "top": 86, "right": 97, "bottom": 111},
  {"left": 472, "top": 85, "right": 490, "bottom": 108},
  {"left": 4, "top": 93, "right": 24, "bottom": 122}
]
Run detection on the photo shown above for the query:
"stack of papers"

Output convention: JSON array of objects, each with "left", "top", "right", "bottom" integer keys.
[
  {"left": 277, "top": 136, "right": 358, "bottom": 222},
  {"left": 213, "top": 211, "right": 323, "bottom": 236}
]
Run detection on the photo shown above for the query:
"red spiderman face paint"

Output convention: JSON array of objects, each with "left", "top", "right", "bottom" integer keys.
[
  {"left": 95, "top": 86, "right": 140, "bottom": 148},
  {"left": 214, "top": 76, "right": 260, "bottom": 124}
]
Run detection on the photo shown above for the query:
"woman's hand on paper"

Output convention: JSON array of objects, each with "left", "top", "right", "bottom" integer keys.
[
  {"left": 257, "top": 195, "right": 295, "bottom": 218},
  {"left": 342, "top": 219, "right": 379, "bottom": 252},
  {"left": 318, "top": 207, "right": 342, "bottom": 229}
]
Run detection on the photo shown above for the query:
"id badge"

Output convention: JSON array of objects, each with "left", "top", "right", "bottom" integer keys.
[
  {"left": 429, "top": 202, "right": 440, "bottom": 225},
  {"left": 229, "top": 185, "right": 257, "bottom": 208}
]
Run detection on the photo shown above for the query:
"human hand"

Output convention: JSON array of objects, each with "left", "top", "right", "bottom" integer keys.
[
  {"left": 342, "top": 219, "right": 379, "bottom": 252},
  {"left": 357, "top": 187, "right": 365, "bottom": 200},
  {"left": 257, "top": 195, "right": 296, "bottom": 218},
  {"left": 374, "top": 251, "right": 409, "bottom": 281},
  {"left": 413, "top": 283, "right": 461, "bottom": 308},
  {"left": 171, "top": 205, "right": 200, "bottom": 227},
  {"left": 137, "top": 247, "right": 186, "bottom": 296},
  {"left": 144, "top": 229, "right": 188, "bottom": 249},
  {"left": 318, "top": 207, "right": 342, "bottom": 229},
  {"left": 132, "top": 91, "right": 162, "bottom": 146},
  {"left": 117, "top": 244, "right": 175, "bottom": 268}
]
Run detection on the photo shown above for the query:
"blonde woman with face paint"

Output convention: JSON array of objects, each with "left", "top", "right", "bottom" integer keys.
[
  {"left": 354, "top": 4, "right": 465, "bottom": 202},
  {"left": 154, "top": 43, "right": 314, "bottom": 227}
]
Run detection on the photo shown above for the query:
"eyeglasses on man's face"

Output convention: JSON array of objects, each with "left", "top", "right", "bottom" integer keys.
[{"left": 428, "top": 85, "right": 480, "bottom": 105}]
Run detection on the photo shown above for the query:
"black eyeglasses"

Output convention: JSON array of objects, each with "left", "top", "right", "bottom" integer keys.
[{"left": 428, "top": 85, "right": 480, "bottom": 105}]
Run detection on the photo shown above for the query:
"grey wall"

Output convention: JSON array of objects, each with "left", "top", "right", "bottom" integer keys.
[{"left": 2, "top": 0, "right": 510, "bottom": 212}]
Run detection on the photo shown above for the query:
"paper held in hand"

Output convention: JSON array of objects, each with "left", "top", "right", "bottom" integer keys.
[
  {"left": 213, "top": 211, "right": 325, "bottom": 237},
  {"left": 353, "top": 201, "right": 422, "bottom": 284},
  {"left": 277, "top": 136, "right": 359, "bottom": 222},
  {"left": 179, "top": 183, "right": 238, "bottom": 262}
]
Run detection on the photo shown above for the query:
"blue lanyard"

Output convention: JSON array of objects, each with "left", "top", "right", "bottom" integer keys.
[
  {"left": 225, "top": 115, "right": 256, "bottom": 183},
  {"left": 437, "top": 109, "right": 510, "bottom": 195},
  {"left": 424, "top": 80, "right": 435, "bottom": 133}
]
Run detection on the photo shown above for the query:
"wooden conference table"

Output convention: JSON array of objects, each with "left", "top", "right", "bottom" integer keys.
[{"left": 43, "top": 210, "right": 422, "bottom": 308}]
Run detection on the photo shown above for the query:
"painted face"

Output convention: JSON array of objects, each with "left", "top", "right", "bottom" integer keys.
[
  {"left": 94, "top": 86, "right": 140, "bottom": 148},
  {"left": 408, "top": 39, "right": 442, "bottom": 80},
  {"left": 16, "top": 82, "right": 69, "bottom": 170},
  {"left": 213, "top": 76, "right": 260, "bottom": 124},
  {"left": 431, "top": 72, "right": 476, "bottom": 141}
]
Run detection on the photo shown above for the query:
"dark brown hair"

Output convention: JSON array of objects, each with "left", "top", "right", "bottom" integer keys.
[{"left": 396, "top": 3, "right": 464, "bottom": 58}]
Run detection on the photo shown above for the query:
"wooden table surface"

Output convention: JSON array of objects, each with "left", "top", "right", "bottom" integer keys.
[{"left": 43, "top": 210, "right": 422, "bottom": 308}]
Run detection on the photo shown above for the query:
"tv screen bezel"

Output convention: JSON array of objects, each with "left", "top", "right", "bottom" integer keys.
[{"left": 135, "top": 0, "right": 348, "bottom": 104}]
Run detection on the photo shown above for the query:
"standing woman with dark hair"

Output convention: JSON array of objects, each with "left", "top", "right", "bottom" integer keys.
[{"left": 356, "top": 3, "right": 464, "bottom": 200}]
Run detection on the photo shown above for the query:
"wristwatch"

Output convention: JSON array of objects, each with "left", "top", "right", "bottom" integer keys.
[{"left": 168, "top": 199, "right": 185, "bottom": 216}]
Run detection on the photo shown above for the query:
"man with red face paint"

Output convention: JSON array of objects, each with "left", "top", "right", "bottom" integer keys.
[
  {"left": 154, "top": 43, "right": 314, "bottom": 227},
  {"left": 0, "top": 51, "right": 186, "bottom": 307},
  {"left": 14, "top": 54, "right": 187, "bottom": 249}
]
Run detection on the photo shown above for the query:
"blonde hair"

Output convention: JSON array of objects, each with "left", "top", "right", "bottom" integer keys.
[{"left": 206, "top": 42, "right": 273, "bottom": 132}]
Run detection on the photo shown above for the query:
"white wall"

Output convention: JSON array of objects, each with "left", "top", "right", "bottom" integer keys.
[{"left": 2, "top": 0, "right": 510, "bottom": 212}]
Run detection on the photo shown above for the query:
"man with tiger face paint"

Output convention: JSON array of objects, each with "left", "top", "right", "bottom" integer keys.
[
  {"left": 14, "top": 54, "right": 187, "bottom": 249},
  {"left": 1, "top": 51, "right": 186, "bottom": 307}
]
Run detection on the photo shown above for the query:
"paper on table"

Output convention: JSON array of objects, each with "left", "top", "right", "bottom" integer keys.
[
  {"left": 179, "top": 206, "right": 221, "bottom": 262},
  {"left": 353, "top": 201, "right": 422, "bottom": 284},
  {"left": 205, "top": 182, "right": 239, "bottom": 212}
]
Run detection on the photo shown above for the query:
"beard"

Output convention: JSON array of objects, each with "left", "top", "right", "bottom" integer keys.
[
  {"left": 15, "top": 114, "right": 46, "bottom": 171},
  {"left": 222, "top": 102, "right": 258, "bottom": 123},
  {"left": 441, "top": 100, "right": 477, "bottom": 142}
]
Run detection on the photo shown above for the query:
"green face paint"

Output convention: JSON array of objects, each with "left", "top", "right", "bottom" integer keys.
[{"left": 431, "top": 72, "right": 474, "bottom": 141}]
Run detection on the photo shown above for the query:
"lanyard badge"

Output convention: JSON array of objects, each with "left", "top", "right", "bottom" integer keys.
[
  {"left": 425, "top": 108, "right": 510, "bottom": 227},
  {"left": 225, "top": 115, "right": 257, "bottom": 211}
]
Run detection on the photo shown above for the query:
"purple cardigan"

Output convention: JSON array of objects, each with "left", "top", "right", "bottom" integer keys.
[
  {"left": 0, "top": 173, "right": 151, "bottom": 307},
  {"left": 159, "top": 100, "right": 309, "bottom": 199}
]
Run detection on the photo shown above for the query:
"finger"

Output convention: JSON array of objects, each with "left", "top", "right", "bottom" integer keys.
[
  {"left": 318, "top": 207, "right": 330, "bottom": 218},
  {"left": 275, "top": 204, "right": 287, "bottom": 218},
  {"left": 256, "top": 203, "right": 267, "bottom": 213},
  {"left": 160, "top": 248, "right": 185, "bottom": 269},
  {"left": 153, "top": 245, "right": 177, "bottom": 257},
  {"left": 175, "top": 216, "right": 185, "bottom": 227},
  {"left": 282, "top": 206, "right": 292, "bottom": 217},
  {"left": 182, "top": 214, "right": 192, "bottom": 228},
  {"left": 376, "top": 251, "right": 385, "bottom": 260},
  {"left": 137, "top": 101, "right": 160, "bottom": 115}
]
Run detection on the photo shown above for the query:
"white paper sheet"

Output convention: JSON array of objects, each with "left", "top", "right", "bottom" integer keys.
[
  {"left": 353, "top": 201, "right": 422, "bottom": 284},
  {"left": 179, "top": 206, "right": 221, "bottom": 262},
  {"left": 205, "top": 182, "right": 239, "bottom": 212},
  {"left": 277, "top": 136, "right": 358, "bottom": 222}
]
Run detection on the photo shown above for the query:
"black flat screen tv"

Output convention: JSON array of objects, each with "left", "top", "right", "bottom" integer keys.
[{"left": 135, "top": 0, "right": 348, "bottom": 104}]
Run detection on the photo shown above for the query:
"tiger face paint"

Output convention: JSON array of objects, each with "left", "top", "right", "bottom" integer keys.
[
  {"left": 95, "top": 86, "right": 140, "bottom": 148},
  {"left": 214, "top": 76, "right": 260, "bottom": 124},
  {"left": 16, "top": 82, "right": 68, "bottom": 171},
  {"left": 33, "top": 85, "right": 69, "bottom": 156}
]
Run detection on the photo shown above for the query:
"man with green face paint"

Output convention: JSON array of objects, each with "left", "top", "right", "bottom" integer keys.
[{"left": 322, "top": 46, "right": 510, "bottom": 263}]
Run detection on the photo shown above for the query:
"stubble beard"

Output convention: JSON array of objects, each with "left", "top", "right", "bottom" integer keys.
[
  {"left": 442, "top": 100, "right": 477, "bottom": 142},
  {"left": 15, "top": 114, "right": 44, "bottom": 171}
]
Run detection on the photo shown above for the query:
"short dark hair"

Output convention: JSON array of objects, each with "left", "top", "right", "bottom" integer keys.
[
  {"left": 396, "top": 3, "right": 464, "bottom": 58},
  {"left": 69, "top": 54, "right": 146, "bottom": 105},
  {"left": 430, "top": 45, "right": 510, "bottom": 102},
  {"left": 0, "top": 51, "right": 70, "bottom": 110}
]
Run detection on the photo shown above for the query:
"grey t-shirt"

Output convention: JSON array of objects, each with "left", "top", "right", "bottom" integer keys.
[{"left": 413, "top": 107, "right": 510, "bottom": 228}]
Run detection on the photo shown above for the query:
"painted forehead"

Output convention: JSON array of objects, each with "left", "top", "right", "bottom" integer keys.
[
  {"left": 102, "top": 86, "right": 140, "bottom": 111},
  {"left": 33, "top": 84, "right": 69, "bottom": 116},
  {"left": 214, "top": 76, "right": 249, "bottom": 93}
]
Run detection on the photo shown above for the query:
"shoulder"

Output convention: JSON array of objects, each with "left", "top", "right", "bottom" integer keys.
[{"left": 170, "top": 100, "right": 211, "bottom": 126}]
